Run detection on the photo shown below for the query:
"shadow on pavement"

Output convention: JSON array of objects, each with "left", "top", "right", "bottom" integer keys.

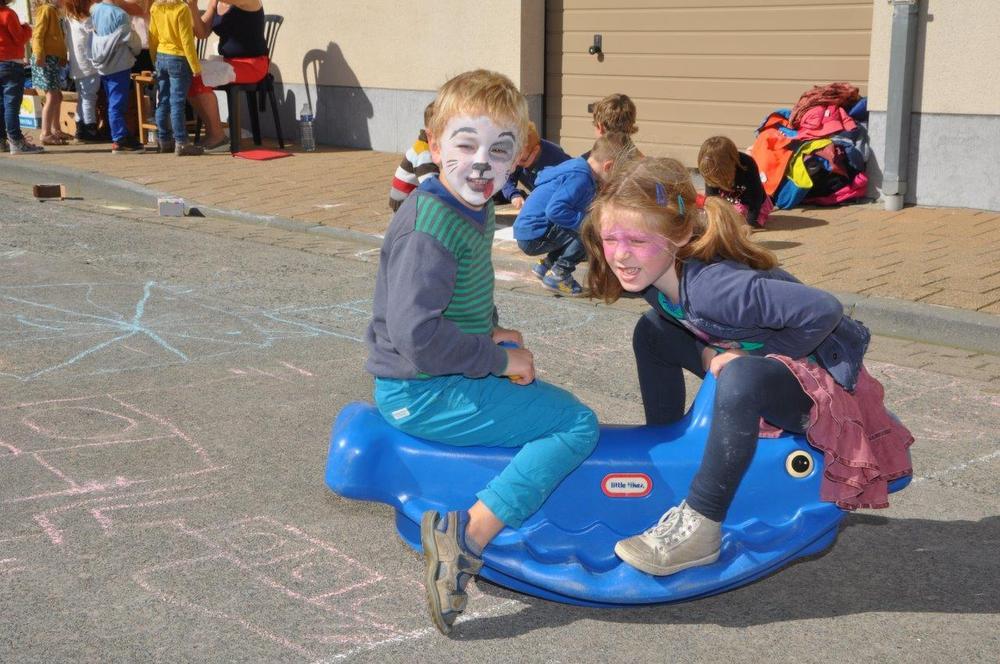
[
  {"left": 764, "top": 214, "right": 829, "bottom": 230},
  {"left": 461, "top": 514, "right": 999, "bottom": 637},
  {"left": 757, "top": 239, "right": 802, "bottom": 251}
]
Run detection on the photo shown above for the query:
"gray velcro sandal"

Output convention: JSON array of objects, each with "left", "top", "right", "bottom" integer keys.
[{"left": 420, "top": 510, "right": 484, "bottom": 635}]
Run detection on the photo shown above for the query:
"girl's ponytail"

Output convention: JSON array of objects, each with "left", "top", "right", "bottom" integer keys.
[{"left": 681, "top": 196, "right": 777, "bottom": 271}]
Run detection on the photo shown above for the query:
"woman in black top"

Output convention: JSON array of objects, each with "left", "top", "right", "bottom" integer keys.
[{"left": 186, "top": 0, "right": 268, "bottom": 150}]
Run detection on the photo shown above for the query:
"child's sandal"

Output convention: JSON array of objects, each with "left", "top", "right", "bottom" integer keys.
[
  {"left": 39, "top": 135, "right": 68, "bottom": 146},
  {"left": 419, "top": 510, "right": 483, "bottom": 635}
]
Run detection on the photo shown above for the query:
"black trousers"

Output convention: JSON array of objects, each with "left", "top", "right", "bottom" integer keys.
[{"left": 633, "top": 309, "right": 813, "bottom": 521}]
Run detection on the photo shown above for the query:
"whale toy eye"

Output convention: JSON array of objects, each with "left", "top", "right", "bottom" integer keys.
[{"left": 785, "top": 451, "right": 813, "bottom": 478}]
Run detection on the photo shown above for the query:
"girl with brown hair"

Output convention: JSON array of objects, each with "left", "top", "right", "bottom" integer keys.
[
  {"left": 31, "top": 0, "right": 70, "bottom": 144},
  {"left": 697, "top": 135, "right": 772, "bottom": 228},
  {"left": 581, "top": 157, "right": 910, "bottom": 577}
]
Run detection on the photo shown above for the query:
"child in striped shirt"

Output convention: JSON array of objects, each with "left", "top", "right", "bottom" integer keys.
[
  {"left": 365, "top": 70, "right": 598, "bottom": 635},
  {"left": 388, "top": 102, "right": 438, "bottom": 211}
]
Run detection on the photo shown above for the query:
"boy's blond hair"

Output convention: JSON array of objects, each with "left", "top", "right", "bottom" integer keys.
[
  {"left": 428, "top": 69, "right": 530, "bottom": 152},
  {"left": 593, "top": 93, "right": 638, "bottom": 135},
  {"left": 32, "top": 0, "right": 59, "bottom": 9},
  {"left": 152, "top": 0, "right": 187, "bottom": 5}
]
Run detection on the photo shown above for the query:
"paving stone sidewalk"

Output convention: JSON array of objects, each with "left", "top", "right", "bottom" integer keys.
[{"left": 4, "top": 134, "right": 1000, "bottom": 316}]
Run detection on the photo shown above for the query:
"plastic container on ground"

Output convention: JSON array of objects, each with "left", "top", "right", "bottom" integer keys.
[{"left": 299, "top": 103, "right": 316, "bottom": 152}]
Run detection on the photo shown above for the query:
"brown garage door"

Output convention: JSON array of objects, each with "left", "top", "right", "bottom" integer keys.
[{"left": 545, "top": 0, "right": 872, "bottom": 164}]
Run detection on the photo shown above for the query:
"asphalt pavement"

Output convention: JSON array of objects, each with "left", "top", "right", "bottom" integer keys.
[{"left": 0, "top": 186, "right": 997, "bottom": 663}]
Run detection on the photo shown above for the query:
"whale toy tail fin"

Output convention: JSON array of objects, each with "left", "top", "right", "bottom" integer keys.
[{"left": 325, "top": 403, "right": 409, "bottom": 507}]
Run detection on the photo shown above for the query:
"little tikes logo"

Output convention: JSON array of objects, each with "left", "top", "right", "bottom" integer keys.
[{"left": 601, "top": 473, "right": 652, "bottom": 498}]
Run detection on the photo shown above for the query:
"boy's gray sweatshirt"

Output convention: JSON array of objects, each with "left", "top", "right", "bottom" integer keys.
[
  {"left": 90, "top": 3, "right": 139, "bottom": 75},
  {"left": 365, "top": 180, "right": 507, "bottom": 380}
]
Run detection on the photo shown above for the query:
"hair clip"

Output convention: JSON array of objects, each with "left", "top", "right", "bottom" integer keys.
[
  {"left": 677, "top": 195, "right": 686, "bottom": 216},
  {"left": 654, "top": 182, "right": 667, "bottom": 207}
]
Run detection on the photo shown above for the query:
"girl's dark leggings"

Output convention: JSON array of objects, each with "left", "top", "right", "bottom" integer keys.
[{"left": 633, "top": 309, "right": 814, "bottom": 522}]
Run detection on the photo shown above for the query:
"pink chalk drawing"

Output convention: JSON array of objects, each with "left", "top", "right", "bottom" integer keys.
[
  {"left": 0, "top": 394, "right": 226, "bottom": 548},
  {"left": 132, "top": 516, "right": 512, "bottom": 660},
  {"left": 0, "top": 533, "right": 46, "bottom": 577}
]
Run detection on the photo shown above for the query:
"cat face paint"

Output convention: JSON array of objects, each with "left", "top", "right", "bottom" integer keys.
[{"left": 432, "top": 115, "right": 518, "bottom": 208}]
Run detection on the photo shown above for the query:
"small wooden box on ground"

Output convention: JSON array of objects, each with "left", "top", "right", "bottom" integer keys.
[{"left": 33, "top": 183, "right": 68, "bottom": 199}]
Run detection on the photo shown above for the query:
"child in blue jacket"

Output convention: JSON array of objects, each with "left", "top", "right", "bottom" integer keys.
[{"left": 513, "top": 131, "right": 633, "bottom": 296}]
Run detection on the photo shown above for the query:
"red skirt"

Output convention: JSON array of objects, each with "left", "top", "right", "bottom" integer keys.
[{"left": 188, "top": 56, "right": 269, "bottom": 97}]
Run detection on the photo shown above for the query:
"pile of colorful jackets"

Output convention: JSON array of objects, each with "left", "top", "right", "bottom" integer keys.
[{"left": 750, "top": 82, "right": 870, "bottom": 209}]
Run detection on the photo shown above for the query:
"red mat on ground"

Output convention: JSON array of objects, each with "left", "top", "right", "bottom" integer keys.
[{"left": 232, "top": 149, "right": 293, "bottom": 161}]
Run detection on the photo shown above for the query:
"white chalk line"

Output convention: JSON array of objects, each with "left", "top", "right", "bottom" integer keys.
[{"left": 911, "top": 448, "right": 1000, "bottom": 484}]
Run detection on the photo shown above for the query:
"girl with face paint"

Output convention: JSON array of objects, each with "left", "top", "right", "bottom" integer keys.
[{"left": 581, "top": 157, "right": 911, "bottom": 578}]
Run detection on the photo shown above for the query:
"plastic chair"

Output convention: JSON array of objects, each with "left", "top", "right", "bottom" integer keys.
[{"left": 195, "top": 15, "right": 285, "bottom": 153}]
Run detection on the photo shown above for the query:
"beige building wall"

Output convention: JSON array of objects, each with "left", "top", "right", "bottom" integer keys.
[
  {"left": 260, "top": 0, "right": 544, "bottom": 94},
  {"left": 866, "top": 1, "right": 1000, "bottom": 209},
  {"left": 868, "top": 0, "right": 1000, "bottom": 114},
  {"left": 545, "top": 0, "right": 874, "bottom": 164},
  {"left": 235, "top": 1, "right": 544, "bottom": 153}
]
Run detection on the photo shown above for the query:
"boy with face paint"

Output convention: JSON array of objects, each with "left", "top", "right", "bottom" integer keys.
[
  {"left": 513, "top": 131, "right": 636, "bottom": 296},
  {"left": 364, "top": 70, "right": 599, "bottom": 635}
]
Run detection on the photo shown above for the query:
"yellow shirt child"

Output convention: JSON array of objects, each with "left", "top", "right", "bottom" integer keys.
[{"left": 148, "top": 0, "right": 200, "bottom": 75}]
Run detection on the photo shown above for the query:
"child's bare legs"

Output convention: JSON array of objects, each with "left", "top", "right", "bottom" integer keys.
[
  {"left": 188, "top": 91, "right": 226, "bottom": 145},
  {"left": 40, "top": 90, "right": 63, "bottom": 141},
  {"left": 465, "top": 500, "right": 503, "bottom": 551}
]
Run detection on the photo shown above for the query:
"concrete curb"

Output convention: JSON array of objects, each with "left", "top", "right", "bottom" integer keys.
[
  {"left": 4, "top": 157, "right": 999, "bottom": 355},
  {"left": 0, "top": 159, "right": 382, "bottom": 249}
]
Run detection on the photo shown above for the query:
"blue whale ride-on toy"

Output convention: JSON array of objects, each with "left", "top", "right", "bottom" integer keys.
[{"left": 324, "top": 374, "right": 911, "bottom": 607}]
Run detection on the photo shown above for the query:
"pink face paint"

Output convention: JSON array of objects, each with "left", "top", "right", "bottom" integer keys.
[
  {"left": 600, "top": 228, "right": 673, "bottom": 262},
  {"left": 598, "top": 213, "right": 679, "bottom": 293}
]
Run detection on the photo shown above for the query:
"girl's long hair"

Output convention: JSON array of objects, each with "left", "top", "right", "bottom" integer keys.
[
  {"left": 697, "top": 136, "right": 745, "bottom": 191},
  {"left": 583, "top": 157, "right": 777, "bottom": 303}
]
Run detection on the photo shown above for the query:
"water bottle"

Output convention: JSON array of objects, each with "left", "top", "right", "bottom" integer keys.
[{"left": 299, "top": 103, "right": 316, "bottom": 152}]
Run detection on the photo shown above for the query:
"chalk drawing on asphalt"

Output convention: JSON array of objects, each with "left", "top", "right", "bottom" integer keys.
[
  {"left": 0, "top": 282, "right": 369, "bottom": 381},
  {"left": 132, "top": 516, "right": 517, "bottom": 660}
]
